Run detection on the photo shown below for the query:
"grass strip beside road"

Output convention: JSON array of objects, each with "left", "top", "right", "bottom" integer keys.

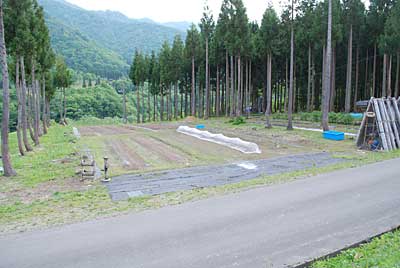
[{"left": 311, "top": 229, "right": 400, "bottom": 268}]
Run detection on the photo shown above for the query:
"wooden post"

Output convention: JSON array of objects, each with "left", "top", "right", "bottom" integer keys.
[
  {"left": 373, "top": 98, "right": 389, "bottom": 151},
  {"left": 385, "top": 98, "right": 400, "bottom": 148}
]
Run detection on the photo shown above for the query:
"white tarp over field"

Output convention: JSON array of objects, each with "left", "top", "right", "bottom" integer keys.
[{"left": 177, "top": 126, "right": 261, "bottom": 154}]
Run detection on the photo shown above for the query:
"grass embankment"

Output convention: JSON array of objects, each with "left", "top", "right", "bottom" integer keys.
[
  {"left": 1, "top": 118, "right": 400, "bottom": 235},
  {"left": 312, "top": 229, "right": 400, "bottom": 268}
]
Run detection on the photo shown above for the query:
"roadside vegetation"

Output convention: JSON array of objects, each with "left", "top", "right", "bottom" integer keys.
[{"left": 312, "top": 229, "right": 400, "bottom": 268}]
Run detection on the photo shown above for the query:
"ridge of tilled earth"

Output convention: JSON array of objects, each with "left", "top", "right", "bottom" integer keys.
[{"left": 105, "top": 152, "right": 345, "bottom": 201}]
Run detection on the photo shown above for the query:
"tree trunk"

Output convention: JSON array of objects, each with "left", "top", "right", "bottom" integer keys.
[
  {"left": 20, "top": 57, "right": 32, "bottom": 152},
  {"left": 16, "top": 60, "right": 25, "bottom": 156},
  {"left": 31, "top": 66, "right": 39, "bottom": 141},
  {"left": 345, "top": 25, "right": 353, "bottom": 113},
  {"left": 174, "top": 82, "right": 178, "bottom": 120},
  {"left": 42, "top": 75, "right": 47, "bottom": 134},
  {"left": 382, "top": 53, "right": 387, "bottom": 97},
  {"left": 311, "top": 55, "right": 315, "bottom": 111},
  {"left": 245, "top": 60, "right": 249, "bottom": 118},
  {"left": 216, "top": 65, "right": 220, "bottom": 117},
  {"left": 287, "top": 0, "right": 294, "bottom": 131},
  {"left": 153, "top": 94, "right": 157, "bottom": 121},
  {"left": 225, "top": 51, "right": 230, "bottom": 117},
  {"left": 148, "top": 87, "right": 151, "bottom": 121},
  {"left": 364, "top": 49, "right": 369, "bottom": 98},
  {"left": 372, "top": 44, "right": 377, "bottom": 97},
  {"left": 136, "top": 85, "right": 140, "bottom": 123},
  {"left": 27, "top": 86, "right": 35, "bottom": 141},
  {"left": 141, "top": 84, "right": 145, "bottom": 123},
  {"left": 265, "top": 53, "right": 272, "bottom": 128},
  {"left": 123, "top": 88, "right": 127, "bottom": 123},
  {"left": 322, "top": 45, "right": 326, "bottom": 106},
  {"left": 387, "top": 54, "right": 392, "bottom": 96},
  {"left": 353, "top": 46, "right": 359, "bottom": 111},
  {"left": 36, "top": 80, "right": 42, "bottom": 137},
  {"left": 330, "top": 46, "right": 336, "bottom": 112},
  {"left": 307, "top": 44, "right": 312, "bottom": 112},
  {"left": 45, "top": 97, "right": 50, "bottom": 128},
  {"left": 184, "top": 86, "right": 188, "bottom": 117},
  {"left": 0, "top": 0, "right": 16, "bottom": 176},
  {"left": 191, "top": 56, "right": 196, "bottom": 116},
  {"left": 59, "top": 88, "right": 62, "bottom": 123},
  {"left": 168, "top": 85, "right": 172, "bottom": 121},
  {"left": 395, "top": 51, "right": 400, "bottom": 98},
  {"left": 230, "top": 55, "right": 235, "bottom": 117},
  {"left": 160, "top": 86, "right": 164, "bottom": 121},
  {"left": 237, "top": 54, "right": 242, "bottom": 116},
  {"left": 63, "top": 86, "right": 67, "bottom": 125},
  {"left": 180, "top": 88, "right": 183, "bottom": 118},
  {"left": 205, "top": 37, "right": 210, "bottom": 119},
  {"left": 284, "top": 59, "right": 288, "bottom": 113},
  {"left": 31, "top": 60, "right": 39, "bottom": 145},
  {"left": 322, "top": 0, "right": 332, "bottom": 131}
]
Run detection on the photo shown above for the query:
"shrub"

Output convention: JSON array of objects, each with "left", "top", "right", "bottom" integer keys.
[{"left": 230, "top": 116, "right": 246, "bottom": 125}]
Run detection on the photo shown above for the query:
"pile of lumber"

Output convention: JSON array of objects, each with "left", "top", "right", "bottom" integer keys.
[{"left": 356, "top": 97, "right": 400, "bottom": 151}]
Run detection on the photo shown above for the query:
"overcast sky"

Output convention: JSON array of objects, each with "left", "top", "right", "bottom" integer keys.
[
  {"left": 65, "top": 0, "right": 285, "bottom": 23},
  {"left": 65, "top": 0, "right": 370, "bottom": 24}
]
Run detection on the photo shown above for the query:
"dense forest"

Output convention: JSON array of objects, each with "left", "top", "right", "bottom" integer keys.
[
  {"left": 127, "top": 0, "right": 400, "bottom": 127},
  {"left": 46, "top": 17, "right": 129, "bottom": 79}
]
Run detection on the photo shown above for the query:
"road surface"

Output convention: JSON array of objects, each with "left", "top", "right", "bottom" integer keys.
[{"left": 1, "top": 158, "right": 400, "bottom": 268}]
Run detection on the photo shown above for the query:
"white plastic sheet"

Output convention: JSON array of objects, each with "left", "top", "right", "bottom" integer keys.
[
  {"left": 177, "top": 126, "right": 261, "bottom": 154},
  {"left": 73, "top": 127, "right": 81, "bottom": 139}
]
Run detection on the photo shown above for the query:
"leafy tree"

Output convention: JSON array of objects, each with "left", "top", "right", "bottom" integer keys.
[
  {"left": 54, "top": 56, "right": 72, "bottom": 124},
  {"left": 258, "top": 6, "right": 279, "bottom": 127},
  {"left": 322, "top": 0, "right": 333, "bottom": 131},
  {"left": 185, "top": 24, "right": 200, "bottom": 116},
  {"left": 200, "top": 2, "right": 215, "bottom": 119},
  {"left": 0, "top": 0, "right": 17, "bottom": 176},
  {"left": 171, "top": 35, "right": 184, "bottom": 119},
  {"left": 159, "top": 41, "right": 171, "bottom": 121}
]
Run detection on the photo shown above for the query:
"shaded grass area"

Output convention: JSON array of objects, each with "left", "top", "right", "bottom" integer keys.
[
  {"left": 1, "top": 117, "right": 400, "bottom": 235},
  {"left": 0, "top": 124, "right": 79, "bottom": 188},
  {"left": 311, "top": 229, "right": 400, "bottom": 268}
]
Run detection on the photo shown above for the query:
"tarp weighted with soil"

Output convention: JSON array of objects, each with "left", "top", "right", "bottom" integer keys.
[{"left": 356, "top": 97, "right": 400, "bottom": 151}]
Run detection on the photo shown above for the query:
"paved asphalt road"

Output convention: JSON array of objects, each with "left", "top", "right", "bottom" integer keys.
[{"left": 1, "top": 158, "right": 400, "bottom": 268}]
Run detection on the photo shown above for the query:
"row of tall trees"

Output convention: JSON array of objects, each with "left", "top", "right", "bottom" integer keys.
[
  {"left": 128, "top": 0, "right": 400, "bottom": 128},
  {"left": 1, "top": 0, "right": 69, "bottom": 176}
]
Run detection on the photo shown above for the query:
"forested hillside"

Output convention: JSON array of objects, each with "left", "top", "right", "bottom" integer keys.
[
  {"left": 47, "top": 17, "right": 129, "bottom": 79},
  {"left": 38, "top": 0, "right": 185, "bottom": 78}
]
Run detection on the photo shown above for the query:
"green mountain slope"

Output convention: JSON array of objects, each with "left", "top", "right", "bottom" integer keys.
[
  {"left": 39, "top": 0, "right": 184, "bottom": 63},
  {"left": 47, "top": 17, "right": 129, "bottom": 79}
]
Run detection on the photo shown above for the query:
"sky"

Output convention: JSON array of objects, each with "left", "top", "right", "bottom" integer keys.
[{"left": 65, "top": 0, "right": 284, "bottom": 24}]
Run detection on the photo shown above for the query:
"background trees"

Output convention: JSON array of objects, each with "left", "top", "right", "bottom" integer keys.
[{"left": 122, "top": 0, "right": 399, "bottom": 128}]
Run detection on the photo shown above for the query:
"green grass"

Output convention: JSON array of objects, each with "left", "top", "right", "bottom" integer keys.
[
  {"left": 1, "top": 124, "right": 78, "bottom": 187},
  {"left": 312, "top": 229, "right": 400, "bottom": 268}
]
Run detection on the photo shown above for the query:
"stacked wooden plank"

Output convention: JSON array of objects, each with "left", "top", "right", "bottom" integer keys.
[{"left": 356, "top": 97, "right": 400, "bottom": 151}]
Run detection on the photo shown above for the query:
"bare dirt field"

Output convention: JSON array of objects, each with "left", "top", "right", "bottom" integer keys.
[{"left": 78, "top": 119, "right": 355, "bottom": 177}]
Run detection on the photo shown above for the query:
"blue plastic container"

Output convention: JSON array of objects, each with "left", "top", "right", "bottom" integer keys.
[
  {"left": 323, "top": 130, "right": 345, "bottom": 141},
  {"left": 350, "top": 113, "right": 363, "bottom": 119},
  {"left": 196, "top": 124, "right": 205, "bottom": 130}
]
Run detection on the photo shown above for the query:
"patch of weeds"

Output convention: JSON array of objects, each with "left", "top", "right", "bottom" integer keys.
[{"left": 228, "top": 116, "right": 246, "bottom": 125}]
